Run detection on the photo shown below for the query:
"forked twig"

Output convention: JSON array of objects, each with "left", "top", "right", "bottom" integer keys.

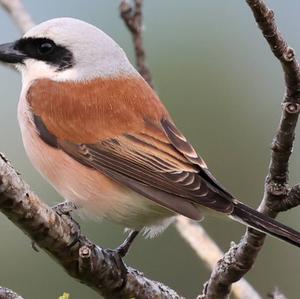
[{"left": 201, "top": 1, "right": 300, "bottom": 298}]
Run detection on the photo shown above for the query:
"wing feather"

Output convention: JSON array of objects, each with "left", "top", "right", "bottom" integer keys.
[
  {"left": 58, "top": 128, "right": 234, "bottom": 214},
  {"left": 28, "top": 77, "right": 234, "bottom": 218}
]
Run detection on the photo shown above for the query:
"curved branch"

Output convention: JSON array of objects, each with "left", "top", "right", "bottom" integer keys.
[
  {"left": 175, "top": 217, "right": 261, "bottom": 299},
  {"left": 0, "top": 0, "right": 34, "bottom": 33},
  {"left": 201, "top": 1, "right": 300, "bottom": 298},
  {"left": 0, "top": 154, "right": 183, "bottom": 299}
]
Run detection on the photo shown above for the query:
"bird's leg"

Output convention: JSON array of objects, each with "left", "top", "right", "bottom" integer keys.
[
  {"left": 115, "top": 230, "right": 139, "bottom": 257},
  {"left": 103, "top": 231, "right": 139, "bottom": 285}
]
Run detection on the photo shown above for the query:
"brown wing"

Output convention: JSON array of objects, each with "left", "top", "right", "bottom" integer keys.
[{"left": 28, "top": 77, "right": 234, "bottom": 219}]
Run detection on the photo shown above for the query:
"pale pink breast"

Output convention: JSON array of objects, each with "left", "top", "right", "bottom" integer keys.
[{"left": 17, "top": 95, "right": 174, "bottom": 235}]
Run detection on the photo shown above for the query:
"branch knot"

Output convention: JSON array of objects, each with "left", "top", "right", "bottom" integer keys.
[
  {"left": 282, "top": 47, "right": 295, "bottom": 62},
  {"left": 266, "top": 182, "right": 289, "bottom": 197},
  {"left": 282, "top": 102, "right": 300, "bottom": 114}
]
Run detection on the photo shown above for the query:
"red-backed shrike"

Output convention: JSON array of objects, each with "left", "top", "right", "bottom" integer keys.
[{"left": 0, "top": 18, "right": 299, "bottom": 254}]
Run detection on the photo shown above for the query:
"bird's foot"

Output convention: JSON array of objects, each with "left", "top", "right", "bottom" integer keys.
[
  {"left": 115, "top": 230, "right": 139, "bottom": 258},
  {"left": 102, "top": 231, "right": 138, "bottom": 287},
  {"left": 53, "top": 201, "right": 81, "bottom": 248},
  {"left": 52, "top": 201, "right": 80, "bottom": 228},
  {"left": 31, "top": 202, "right": 80, "bottom": 252}
]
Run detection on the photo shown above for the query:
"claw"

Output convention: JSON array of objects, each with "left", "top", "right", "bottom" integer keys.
[
  {"left": 31, "top": 240, "right": 39, "bottom": 252},
  {"left": 52, "top": 201, "right": 78, "bottom": 216}
]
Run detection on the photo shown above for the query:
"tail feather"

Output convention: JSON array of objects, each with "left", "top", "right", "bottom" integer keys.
[{"left": 231, "top": 202, "right": 300, "bottom": 247}]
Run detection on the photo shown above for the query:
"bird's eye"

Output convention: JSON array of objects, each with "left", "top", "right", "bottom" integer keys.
[{"left": 37, "top": 42, "right": 55, "bottom": 56}]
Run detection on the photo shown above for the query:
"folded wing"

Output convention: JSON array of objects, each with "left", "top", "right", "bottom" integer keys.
[{"left": 28, "top": 77, "right": 234, "bottom": 220}]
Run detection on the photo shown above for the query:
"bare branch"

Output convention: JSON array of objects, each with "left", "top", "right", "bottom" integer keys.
[
  {"left": 0, "top": 154, "right": 184, "bottom": 299},
  {"left": 0, "top": 287, "right": 24, "bottom": 299},
  {"left": 119, "top": 0, "right": 153, "bottom": 87},
  {"left": 0, "top": 0, "right": 34, "bottom": 33},
  {"left": 201, "top": 1, "right": 300, "bottom": 298},
  {"left": 175, "top": 217, "right": 261, "bottom": 299}
]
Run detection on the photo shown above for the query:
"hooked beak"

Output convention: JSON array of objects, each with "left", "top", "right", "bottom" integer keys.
[{"left": 0, "top": 42, "right": 26, "bottom": 64}]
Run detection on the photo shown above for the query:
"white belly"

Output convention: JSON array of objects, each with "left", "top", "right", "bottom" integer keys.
[{"left": 17, "top": 97, "right": 175, "bottom": 237}]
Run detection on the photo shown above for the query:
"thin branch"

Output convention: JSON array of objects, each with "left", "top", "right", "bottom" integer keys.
[
  {"left": 201, "top": 1, "right": 300, "bottom": 298},
  {"left": 119, "top": 0, "right": 153, "bottom": 87},
  {"left": 0, "top": 287, "right": 24, "bottom": 299},
  {"left": 0, "top": 154, "right": 183, "bottom": 299},
  {"left": 175, "top": 217, "right": 261, "bottom": 299},
  {"left": 0, "top": 0, "right": 34, "bottom": 33}
]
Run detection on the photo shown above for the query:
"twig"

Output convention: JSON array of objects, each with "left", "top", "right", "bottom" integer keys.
[
  {"left": 0, "top": 286, "right": 24, "bottom": 299},
  {"left": 0, "top": 154, "right": 183, "bottom": 299},
  {"left": 119, "top": 0, "right": 153, "bottom": 87},
  {"left": 201, "top": 1, "right": 300, "bottom": 298},
  {"left": 0, "top": 0, "right": 34, "bottom": 33},
  {"left": 175, "top": 217, "right": 261, "bottom": 299}
]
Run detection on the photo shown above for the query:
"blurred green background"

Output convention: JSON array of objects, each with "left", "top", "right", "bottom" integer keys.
[{"left": 0, "top": 1, "right": 300, "bottom": 298}]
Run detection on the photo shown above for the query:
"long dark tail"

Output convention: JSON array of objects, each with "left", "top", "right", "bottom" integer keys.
[{"left": 231, "top": 201, "right": 300, "bottom": 247}]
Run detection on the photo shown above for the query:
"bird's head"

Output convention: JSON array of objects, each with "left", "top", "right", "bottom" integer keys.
[{"left": 0, "top": 17, "right": 137, "bottom": 84}]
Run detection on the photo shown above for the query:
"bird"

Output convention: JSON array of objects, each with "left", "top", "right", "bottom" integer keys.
[{"left": 0, "top": 17, "right": 300, "bottom": 256}]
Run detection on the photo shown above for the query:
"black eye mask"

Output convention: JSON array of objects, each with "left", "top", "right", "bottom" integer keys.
[{"left": 14, "top": 37, "right": 74, "bottom": 71}]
